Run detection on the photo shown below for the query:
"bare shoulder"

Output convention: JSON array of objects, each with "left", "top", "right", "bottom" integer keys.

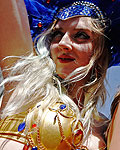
[
  {"left": 0, "top": 138, "right": 24, "bottom": 150},
  {"left": 84, "top": 133, "right": 106, "bottom": 150},
  {"left": 107, "top": 102, "right": 120, "bottom": 150}
]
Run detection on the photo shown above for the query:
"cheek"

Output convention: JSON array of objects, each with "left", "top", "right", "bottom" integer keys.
[
  {"left": 76, "top": 43, "right": 94, "bottom": 64},
  {"left": 77, "top": 42, "right": 93, "bottom": 53},
  {"left": 50, "top": 44, "right": 57, "bottom": 62},
  {"left": 50, "top": 45, "right": 55, "bottom": 58}
]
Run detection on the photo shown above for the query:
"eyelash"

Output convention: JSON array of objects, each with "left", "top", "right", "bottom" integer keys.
[
  {"left": 74, "top": 32, "right": 90, "bottom": 39},
  {"left": 50, "top": 30, "right": 63, "bottom": 39}
]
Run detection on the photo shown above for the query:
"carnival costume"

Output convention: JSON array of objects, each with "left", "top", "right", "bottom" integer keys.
[{"left": 0, "top": 0, "right": 120, "bottom": 150}]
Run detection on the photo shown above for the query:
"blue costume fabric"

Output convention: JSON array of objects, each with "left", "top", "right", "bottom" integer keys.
[{"left": 24, "top": 0, "right": 120, "bottom": 67}]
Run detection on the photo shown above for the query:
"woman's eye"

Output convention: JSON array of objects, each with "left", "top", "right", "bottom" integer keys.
[
  {"left": 50, "top": 30, "right": 63, "bottom": 42},
  {"left": 74, "top": 32, "right": 90, "bottom": 40}
]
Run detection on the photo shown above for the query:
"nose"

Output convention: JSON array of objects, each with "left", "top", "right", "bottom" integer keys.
[{"left": 58, "top": 33, "right": 72, "bottom": 51}]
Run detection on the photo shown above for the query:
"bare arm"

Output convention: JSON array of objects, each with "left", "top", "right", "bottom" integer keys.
[
  {"left": 0, "top": 0, "right": 33, "bottom": 69},
  {"left": 0, "top": 0, "right": 33, "bottom": 109}
]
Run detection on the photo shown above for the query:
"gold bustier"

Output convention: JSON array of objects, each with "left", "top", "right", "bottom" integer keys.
[{"left": 0, "top": 102, "right": 88, "bottom": 150}]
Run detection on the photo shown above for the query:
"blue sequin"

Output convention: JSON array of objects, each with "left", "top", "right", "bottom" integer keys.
[
  {"left": 32, "top": 147, "right": 38, "bottom": 150},
  {"left": 57, "top": 2, "right": 101, "bottom": 20},
  {"left": 60, "top": 104, "right": 66, "bottom": 110},
  {"left": 18, "top": 122, "right": 26, "bottom": 132}
]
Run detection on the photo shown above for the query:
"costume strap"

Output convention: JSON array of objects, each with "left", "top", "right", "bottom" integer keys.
[{"left": 0, "top": 112, "right": 28, "bottom": 144}]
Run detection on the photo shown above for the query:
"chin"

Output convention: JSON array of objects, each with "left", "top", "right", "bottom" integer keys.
[
  {"left": 57, "top": 73, "right": 67, "bottom": 79},
  {"left": 56, "top": 67, "right": 75, "bottom": 79},
  {"left": 56, "top": 71, "right": 73, "bottom": 79}
]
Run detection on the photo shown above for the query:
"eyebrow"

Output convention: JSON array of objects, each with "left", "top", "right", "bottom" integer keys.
[
  {"left": 53, "top": 25, "right": 93, "bottom": 34},
  {"left": 75, "top": 26, "right": 92, "bottom": 31}
]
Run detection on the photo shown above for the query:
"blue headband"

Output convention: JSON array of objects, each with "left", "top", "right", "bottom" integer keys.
[
  {"left": 57, "top": 1, "right": 104, "bottom": 21},
  {"left": 24, "top": 0, "right": 120, "bottom": 67}
]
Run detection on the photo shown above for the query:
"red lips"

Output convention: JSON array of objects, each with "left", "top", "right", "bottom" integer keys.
[{"left": 58, "top": 54, "right": 75, "bottom": 63}]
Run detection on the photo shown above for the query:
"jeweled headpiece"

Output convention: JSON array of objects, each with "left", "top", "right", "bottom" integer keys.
[
  {"left": 24, "top": 0, "right": 120, "bottom": 67},
  {"left": 57, "top": 1, "right": 104, "bottom": 21}
]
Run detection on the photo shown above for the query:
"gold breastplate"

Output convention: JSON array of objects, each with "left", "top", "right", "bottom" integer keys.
[{"left": 0, "top": 102, "right": 88, "bottom": 150}]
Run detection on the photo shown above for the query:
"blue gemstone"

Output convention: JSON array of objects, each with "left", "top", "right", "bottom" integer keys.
[
  {"left": 32, "top": 147, "right": 38, "bottom": 150},
  {"left": 18, "top": 122, "right": 25, "bottom": 132},
  {"left": 59, "top": 104, "right": 66, "bottom": 110}
]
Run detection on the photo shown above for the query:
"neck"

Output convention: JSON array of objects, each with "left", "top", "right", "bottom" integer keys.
[{"left": 67, "top": 81, "right": 84, "bottom": 109}]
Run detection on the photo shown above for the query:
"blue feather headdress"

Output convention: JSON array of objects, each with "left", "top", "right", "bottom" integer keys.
[{"left": 24, "top": 0, "right": 120, "bottom": 67}]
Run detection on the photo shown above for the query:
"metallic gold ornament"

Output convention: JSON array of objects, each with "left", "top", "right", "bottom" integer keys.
[{"left": 22, "top": 102, "right": 87, "bottom": 150}]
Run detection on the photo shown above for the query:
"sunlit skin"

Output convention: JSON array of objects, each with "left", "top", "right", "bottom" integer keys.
[
  {"left": 50, "top": 17, "right": 96, "bottom": 79},
  {"left": 50, "top": 17, "right": 97, "bottom": 101},
  {"left": 0, "top": 0, "right": 32, "bottom": 110}
]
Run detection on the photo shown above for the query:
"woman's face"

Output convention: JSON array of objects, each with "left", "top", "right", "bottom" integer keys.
[{"left": 50, "top": 17, "right": 96, "bottom": 79}]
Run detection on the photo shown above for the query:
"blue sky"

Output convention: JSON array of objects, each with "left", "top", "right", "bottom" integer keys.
[{"left": 98, "top": 66, "right": 120, "bottom": 119}]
